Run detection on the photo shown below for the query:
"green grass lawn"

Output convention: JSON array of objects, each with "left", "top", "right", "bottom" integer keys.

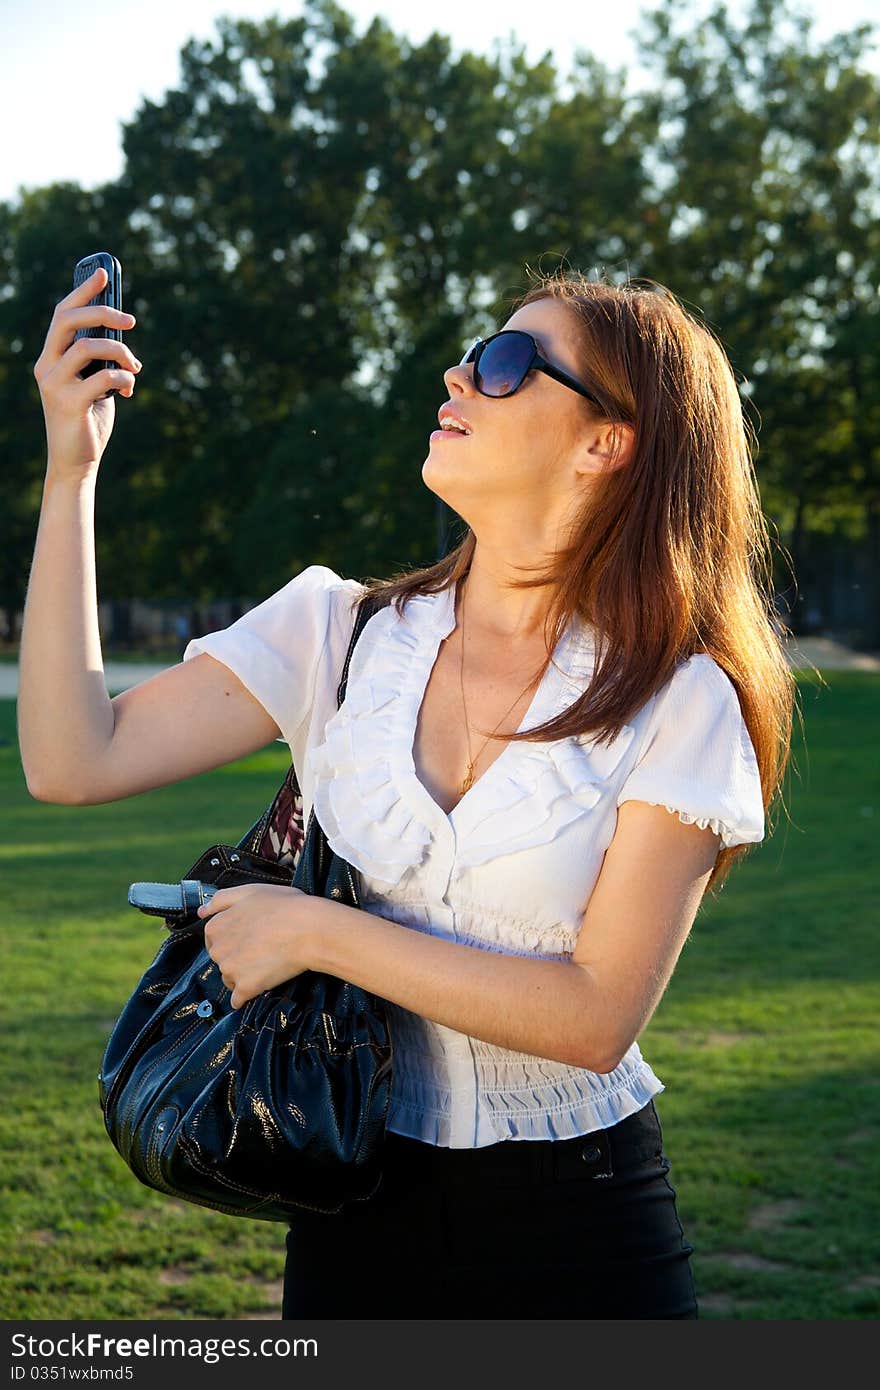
[{"left": 1, "top": 673, "right": 878, "bottom": 1321}]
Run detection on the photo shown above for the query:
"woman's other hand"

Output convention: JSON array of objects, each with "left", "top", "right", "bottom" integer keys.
[{"left": 197, "top": 884, "right": 320, "bottom": 1009}]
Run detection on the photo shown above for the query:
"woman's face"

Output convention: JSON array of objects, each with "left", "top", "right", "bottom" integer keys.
[{"left": 422, "top": 297, "right": 610, "bottom": 538}]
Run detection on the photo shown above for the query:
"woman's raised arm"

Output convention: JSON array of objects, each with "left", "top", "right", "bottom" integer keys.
[
  {"left": 18, "top": 472, "right": 281, "bottom": 805},
  {"left": 20, "top": 270, "right": 281, "bottom": 805}
]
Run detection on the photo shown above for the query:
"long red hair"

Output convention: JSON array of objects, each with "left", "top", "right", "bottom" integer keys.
[{"left": 355, "top": 268, "right": 798, "bottom": 896}]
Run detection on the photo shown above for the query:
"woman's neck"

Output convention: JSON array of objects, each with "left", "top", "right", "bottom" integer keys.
[{"left": 457, "top": 553, "right": 557, "bottom": 645}]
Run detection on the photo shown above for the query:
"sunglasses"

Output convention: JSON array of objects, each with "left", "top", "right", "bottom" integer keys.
[{"left": 459, "top": 329, "right": 605, "bottom": 409}]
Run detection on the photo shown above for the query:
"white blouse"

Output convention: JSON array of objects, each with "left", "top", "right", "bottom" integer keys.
[{"left": 184, "top": 564, "right": 765, "bottom": 1149}]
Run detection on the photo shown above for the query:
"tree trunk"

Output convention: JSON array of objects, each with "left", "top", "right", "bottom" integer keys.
[
  {"left": 108, "top": 599, "right": 133, "bottom": 648},
  {"left": 788, "top": 491, "right": 809, "bottom": 636},
  {"left": 866, "top": 503, "right": 880, "bottom": 652}
]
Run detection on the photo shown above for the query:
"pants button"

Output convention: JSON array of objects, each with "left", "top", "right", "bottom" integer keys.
[{"left": 580, "top": 1143, "right": 602, "bottom": 1163}]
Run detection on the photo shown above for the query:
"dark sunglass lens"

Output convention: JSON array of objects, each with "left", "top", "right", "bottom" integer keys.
[{"left": 476, "top": 335, "right": 532, "bottom": 396}]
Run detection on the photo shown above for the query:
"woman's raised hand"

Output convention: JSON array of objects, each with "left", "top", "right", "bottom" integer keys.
[{"left": 32, "top": 265, "right": 142, "bottom": 484}]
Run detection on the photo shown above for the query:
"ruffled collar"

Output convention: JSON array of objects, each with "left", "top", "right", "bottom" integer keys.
[{"left": 306, "top": 583, "right": 635, "bottom": 885}]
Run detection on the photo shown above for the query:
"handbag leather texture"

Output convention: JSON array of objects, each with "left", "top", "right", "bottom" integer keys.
[{"left": 98, "top": 589, "right": 394, "bottom": 1221}]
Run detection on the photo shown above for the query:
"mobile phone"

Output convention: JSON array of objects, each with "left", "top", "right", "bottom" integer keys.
[
  {"left": 72, "top": 251, "right": 123, "bottom": 398},
  {"left": 128, "top": 880, "right": 218, "bottom": 923}
]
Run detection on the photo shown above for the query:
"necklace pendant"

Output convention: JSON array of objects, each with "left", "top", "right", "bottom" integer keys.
[{"left": 460, "top": 764, "right": 475, "bottom": 795}]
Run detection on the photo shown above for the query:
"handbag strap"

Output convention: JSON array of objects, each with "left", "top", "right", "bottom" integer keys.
[
  {"left": 236, "top": 587, "right": 392, "bottom": 860},
  {"left": 290, "top": 587, "right": 393, "bottom": 898},
  {"left": 335, "top": 589, "right": 392, "bottom": 710}
]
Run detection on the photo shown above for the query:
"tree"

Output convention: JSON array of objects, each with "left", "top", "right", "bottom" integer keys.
[
  {"left": 617, "top": 0, "right": 880, "bottom": 635},
  {"left": 2, "top": 0, "right": 878, "bottom": 642}
]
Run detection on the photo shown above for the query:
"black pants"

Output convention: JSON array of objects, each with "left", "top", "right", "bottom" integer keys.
[{"left": 281, "top": 1099, "right": 697, "bottom": 1319}]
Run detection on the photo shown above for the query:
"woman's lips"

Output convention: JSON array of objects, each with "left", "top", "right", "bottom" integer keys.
[{"left": 429, "top": 429, "right": 471, "bottom": 442}]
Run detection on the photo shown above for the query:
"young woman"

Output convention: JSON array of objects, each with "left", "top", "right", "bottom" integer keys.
[{"left": 21, "top": 265, "right": 794, "bottom": 1320}]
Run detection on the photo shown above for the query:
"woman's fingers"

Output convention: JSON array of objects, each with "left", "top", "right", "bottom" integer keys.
[
  {"left": 60, "top": 264, "right": 108, "bottom": 309},
  {"left": 62, "top": 304, "right": 136, "bottom": 336},
  {"left": 38, "top": 333, "right": 141, "bottom": 400},
  {"left": 33, "top": 264, "right": 143, "bottom": 480},
  {"left": 43, "top": 307, "right": 137, "bottom": 371},
  {"left": 38, "top": 267, "right": 136, "bottom": 373},
  {"left": 71, "top": 365, "right": 138, "bottom": 402},
  {"left": 68, "top": 334, "right": 142, "bottom": 376}
]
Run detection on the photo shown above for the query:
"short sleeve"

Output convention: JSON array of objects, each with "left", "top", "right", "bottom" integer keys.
[
  {"left": 616, "top": 655, "right": 765, "bottom": 849},
  {"left": 182, "top": 564, "right": 363, "bottom": 747}
]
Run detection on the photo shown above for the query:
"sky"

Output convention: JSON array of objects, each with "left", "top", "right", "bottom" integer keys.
[{"left": 1, "top": 0, "right": 877, "bottom": 207}]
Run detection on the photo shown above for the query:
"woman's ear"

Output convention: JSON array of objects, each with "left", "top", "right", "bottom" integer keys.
[{"left": 577, "top": 421, "right": 635, "bottom": 476}]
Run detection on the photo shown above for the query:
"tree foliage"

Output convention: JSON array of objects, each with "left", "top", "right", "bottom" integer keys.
[{"left": 2, "top": 0, "right": 877, "bottom": 637}]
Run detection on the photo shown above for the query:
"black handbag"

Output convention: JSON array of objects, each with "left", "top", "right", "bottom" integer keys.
[{"left": 98, "top": 589, "right": 393, "bottom": 1221}]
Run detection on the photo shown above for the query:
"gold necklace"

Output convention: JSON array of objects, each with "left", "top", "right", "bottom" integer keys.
[{"left": 457, "top": 583, "right": 546, "bottom": 797}]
